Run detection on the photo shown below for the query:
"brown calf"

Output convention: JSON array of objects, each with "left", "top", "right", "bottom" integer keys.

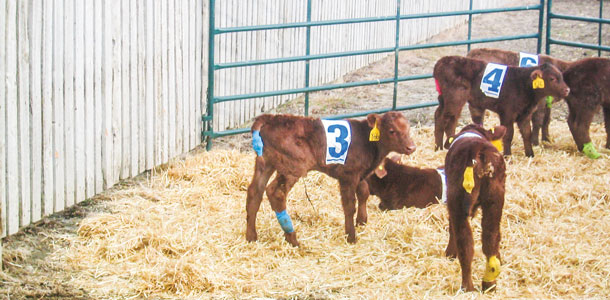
[
  {"left": 562, "top": 57, "right": 610, "bottom": 159},
  {"left": 433, "top": 56, "right": 570, "bottom": 156},
  {"left": 444, "top": 124, "right": 507, "bottom": 292},
  {"left": 246, "top": 112, "right": 416, "bottom": 246},
  {"left": 357, "top": 154, "right": 442, "bottom": 211},
  {"left": 467, "top": 48, "right": 572, "bottom": 145}
]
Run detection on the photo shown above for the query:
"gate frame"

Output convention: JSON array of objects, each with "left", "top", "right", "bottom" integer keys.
[
  {"left": 204, "top": 0, "right": 545, "bottom": 150},
  {"left": 546, "top": 0, "right": 610, "bottom": 55}
]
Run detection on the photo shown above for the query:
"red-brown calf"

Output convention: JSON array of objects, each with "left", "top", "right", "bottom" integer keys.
[
  {"left": 433, "top": 56, "right": 570, "bottom": 157},
  {"left": 246, "top": 112, "right": 416, "bottom": 246},
  {"left": 562, "top": 57, "right": 610, "bottom": 159},
  {"left": 357, "top": 154, "right": 442, "bottom": 211},
  {"left": 467, "top": 48, "right": 572, "bottom": 145},
  {"left": 444, "top": 124, "right": 507, "bottom": 292}
]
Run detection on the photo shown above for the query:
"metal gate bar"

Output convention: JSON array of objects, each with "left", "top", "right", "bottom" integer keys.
[
  {"left": 546, "top": 0, "right": 610, "bottom": 54},
  {"left": 205, "top": 0, "right": 544, "bottom": 149}
]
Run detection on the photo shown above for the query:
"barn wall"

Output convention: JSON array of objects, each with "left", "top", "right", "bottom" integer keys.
[{"left": 1, "top": 0, "right": 515, "bottom": 237}]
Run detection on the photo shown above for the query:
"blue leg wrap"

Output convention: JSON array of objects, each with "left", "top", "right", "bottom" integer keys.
[
  {"left": 252, "top": 130, "right": 264, "bottom": 156},
  {"left": 275, "top": 210, "right": 294, "bottom": 233}
]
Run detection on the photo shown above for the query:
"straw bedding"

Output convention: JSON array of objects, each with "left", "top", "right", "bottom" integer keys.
[{"left": 54, "top": 119, "right": 609, "bottom": 299}]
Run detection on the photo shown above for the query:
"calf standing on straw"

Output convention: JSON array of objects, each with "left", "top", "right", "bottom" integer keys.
[
  {"left": 246, "top": 112, "right": 416, "bottom": 246},
  {"left": 444, "top": 124, "right": 507, "bottom": 292}
]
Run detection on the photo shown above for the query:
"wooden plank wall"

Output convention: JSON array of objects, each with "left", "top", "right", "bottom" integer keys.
[
  {"left": 0, "top": 0, "right": 205, "bottom": 237},
  {"left": 1, "top": 0, "right": 514, "bottom": 237}
]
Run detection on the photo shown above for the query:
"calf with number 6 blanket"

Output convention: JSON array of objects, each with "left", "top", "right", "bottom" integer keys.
[
  {"left": 433, "top": 56, "right": 570, "bottom": 157},
  {"left": 246, "top": 112, "right": 416, "bottom": 247}
]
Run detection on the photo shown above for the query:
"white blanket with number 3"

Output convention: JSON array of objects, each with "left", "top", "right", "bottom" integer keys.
[{"left": 321, "top": 119, "right": 352, "bottom": 165}]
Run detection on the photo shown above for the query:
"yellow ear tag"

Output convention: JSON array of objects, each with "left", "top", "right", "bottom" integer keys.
[
  {"left": 448, "top": 137, "right": 454, "bottom": 144},
  {"left": 463, "top": 166, "right": 475, "bottom": 194},
  {"left": 483, "top": 256, "right": 501, "bottom": 282},
  {"left": 532, "top": 76, "right": 545, "bottom": 89},
  {"left": 491, "top": 139, "right": 503, "bottom": 152},
  {"left": 369, "top": 120, "right": 380, "bottom": 142}
]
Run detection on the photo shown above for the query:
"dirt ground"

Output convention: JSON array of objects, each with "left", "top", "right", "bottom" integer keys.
[{"left": 2, "top": 0, "right": 609, "bottom": 299}]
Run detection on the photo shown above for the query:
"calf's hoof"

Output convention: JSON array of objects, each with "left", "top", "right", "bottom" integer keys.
[
  {"left": 347, "top": 233, "right": 357, "bottom": 244},
  {"left": 284, "top": 232, "right": 300, "bottom": 247},
  {"left": 246, "top": 231, "right": 257, "bottom": 242},
  {"left": 356, "top": 216, "right": 367, "bottom": 226},
  {"left": 482, "top": 281, "right": 497, "bottom": 293},
  {"left": 445, "top": 247, "right": 457, "bottom": 259}
]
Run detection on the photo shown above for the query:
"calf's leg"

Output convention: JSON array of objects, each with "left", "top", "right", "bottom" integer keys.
[
  {"left": 501, "top": 118, "right": 515, "bottom": 156},
  {"left": 355, "top": 180, "right": 370, "bottom": 225},
  {"left": 567, "top": 104, "right": 596, "bottom": 151},
  {"left": 434, "top": 105, "right": 447, "bottom": 150},
  {"left": 469, "top": 106, "right": 485, "bottom": 125},
  {"left": 480, "top": 186, "right": 504, "bottom": 292},
  {"left": 266, "top": 173, "right": 300, "bottom": 246},
  {"left": 542, "top": 106, "right": 552, "bottom": 143},
  {"left": 246, "top": 157, "right": 276, "bottom": 243},
  {"left": 445, "top": 221, "right": 457, "bottom": 259},
  {"left": 604, "top": 106, "right": 610, "bottom": 149},
  {"left": 530, "top": 104, "right": 545, "bottom": 146},
  {"left": 451, "top": 213, "right": 475, "bottom": 291},
  {"left": 517, "top": 117, "right": 534, "bottom": 157},
  {"left": 340, "top": 178, "right": 359, "bottom": 244}
]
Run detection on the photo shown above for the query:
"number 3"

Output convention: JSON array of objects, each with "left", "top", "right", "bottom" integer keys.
[{"left": 328, "top": 124, "right": 348, "bottom": 157}]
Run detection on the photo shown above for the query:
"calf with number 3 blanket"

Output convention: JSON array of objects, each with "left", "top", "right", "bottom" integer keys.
[
  {"left": 433, "top": 55, "right": 570, "bottom": 157},
  {"left": 246, "top": 112, "right": 416, "bottom": 247}
]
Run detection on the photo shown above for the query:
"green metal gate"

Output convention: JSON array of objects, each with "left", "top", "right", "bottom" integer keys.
[
  {"left": 546, "top": 0, "right": 610, "bottom": 56},
  {"left": 204, "top": 0, "right": 545, "bottom": 150}
]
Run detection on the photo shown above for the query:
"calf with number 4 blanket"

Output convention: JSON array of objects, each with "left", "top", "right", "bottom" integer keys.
[
  {"left": 246, "top": 112, "right": 416, "bottom": 247},
  {"left": 433, "top": 55, "right": 570, "bottom": 157}
]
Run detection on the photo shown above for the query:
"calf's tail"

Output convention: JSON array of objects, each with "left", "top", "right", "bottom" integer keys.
[{"left": 251, "top": 116, "right": 269, "bottom": 156}]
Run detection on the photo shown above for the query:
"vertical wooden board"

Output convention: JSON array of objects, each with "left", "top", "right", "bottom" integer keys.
[
  {"left": 167, "top": 0, "right": 176, "bottom": 159},
  {"left": 110, "top": 0, "right": 122, "bottom": 184},
  {"left": 30, "top": 0, "right": 44, "bottom": 222},
  {"left": 64, "top": 0, "right": 75, "bottom": 208},
  {"left": 41, "top": 0, "right": 55, "bottom": 216},
  {"left": 174, "top": 0, "right": 184, "bottom": 155},
  {"left": 84, "top": 0, "right": 95, "bottom": 198},
  {"left": 160, "top": 0, "right": 169, "bottom": 162},
  {"left": 129, "top": 0, "right": 138, "bottom": 177},
  {"left": 153, "top": 0, "right": 161, "bottom": 165},
  {"left": 73, "top": 0, "right": 85, "bottom": 204},
  {"left": 145, "top": 0, "right": 154, "bottom": 170},
  {"left": 53, "top": 0, "right": 66, "bottom": 212},
  {"left": 137, "top": 0, "right": 146, "bottom": 173},
  {"left": 120, "top": 0, "right": 130, "bottom": 179},
  {"left": 5, "top": 0, "right": 18, "bottom": 234},
  {"left": 94, "top": 0, "right": 104, "bottom": 193},
  {"left": 189, "top": 0, "right": 197, "bottom": 148},
  {"left": 102, "top": 0, "right": 115, "bottom": 188},
  {"left": 194, "top": 0, "right": 203, "bottom": 144},
  {"left": 180, "top": 0, "right": 188, "bottom": 151},
  {"left": 0, "top": 0, "right": 6, "bottom": 236},
  {"left": 17, "top": 0, "right": 31, "bottom": 226}
]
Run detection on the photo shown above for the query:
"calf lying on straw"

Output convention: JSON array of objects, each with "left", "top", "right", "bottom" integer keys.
[
  {"left": 246, "top": 112, "right": 416, "bottom": 246},
  {"left": 357, "top": 154, "right": 443, "bottom": 210},
  {"left": 444, "top": 124, "right": 506, "bottom": 292}
]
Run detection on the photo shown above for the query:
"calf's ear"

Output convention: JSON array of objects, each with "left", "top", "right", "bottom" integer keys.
[
  {"left": 374, "top": 164, "right": 388, "bottom": 179},
  {"left": 367, "top": 114, "right": 380, "bottom": 128},
  {"left": 530, "top": 69, "right": 543, "bottom": 81},
  {"left": 490, "top": 125, "right": 506, "bottom": 140}
]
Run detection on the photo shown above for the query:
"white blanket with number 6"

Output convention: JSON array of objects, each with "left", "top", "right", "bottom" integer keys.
[{"left": 321, "top": 119, "right": 352, "bottom": 165}]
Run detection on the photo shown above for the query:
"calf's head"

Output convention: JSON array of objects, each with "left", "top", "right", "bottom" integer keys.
[
  {"left": 368, "top": 112, "right": 416, "bottom": 155},
  {"left": 531, "top": 63, "right": 570, "bottom": 98}
]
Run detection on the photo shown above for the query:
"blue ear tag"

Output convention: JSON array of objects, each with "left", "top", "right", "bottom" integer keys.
[
  {"left": 275, "top": 210, "right": 295, "bottom": 233},
  {"left": 252, "top": 130, "right": 264, "bottom": 156}
]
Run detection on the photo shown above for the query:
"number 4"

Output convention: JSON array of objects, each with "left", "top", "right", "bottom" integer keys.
[{"left": 483, "top": 68, "right": 503, "bottom": 93}]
